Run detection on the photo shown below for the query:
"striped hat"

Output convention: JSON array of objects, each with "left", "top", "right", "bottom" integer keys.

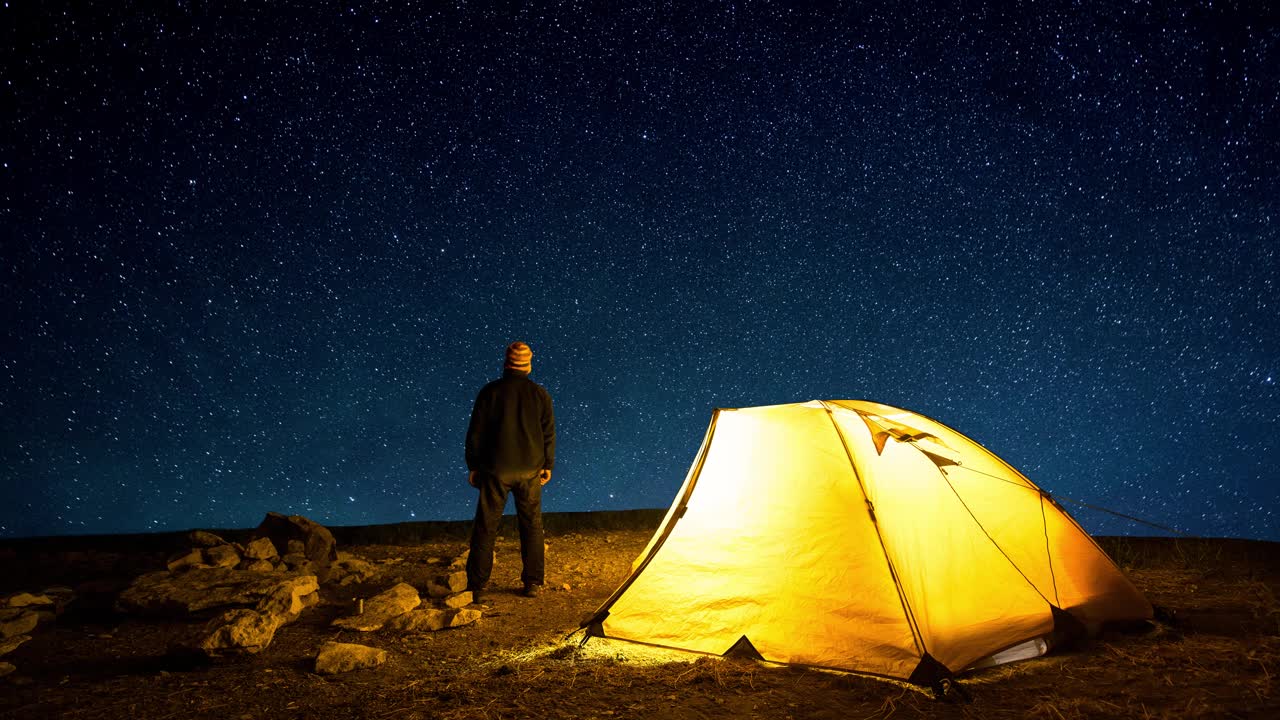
[{"left": 505, "top": 341, "right": 533, "bottom": 372}]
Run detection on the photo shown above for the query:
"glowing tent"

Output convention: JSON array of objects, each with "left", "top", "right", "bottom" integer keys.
[{"left": 583, "top": 400, "right": 1151, "bottom": 687}]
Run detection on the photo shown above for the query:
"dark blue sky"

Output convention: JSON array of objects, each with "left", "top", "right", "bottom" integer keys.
[{"left": 3, "top": 1, "right": 1276, "bottom": 540}]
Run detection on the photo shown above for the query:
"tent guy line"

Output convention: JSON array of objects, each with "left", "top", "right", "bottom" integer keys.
[
  {"left": 942, "top": 462, "right": 1192, "bottom": 538},
  {"left": 1049, "top": 494, "right": 1191, "bottom": 538}
]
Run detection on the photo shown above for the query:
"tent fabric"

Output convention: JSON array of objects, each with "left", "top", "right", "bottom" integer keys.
[{"left": 584, "top": 400, "right": 1152, "bottom": 682}]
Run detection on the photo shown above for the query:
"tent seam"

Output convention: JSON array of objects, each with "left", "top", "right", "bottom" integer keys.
[
  {"left": 819, "top": 401, "right": 928, "bottom": 659},
  {"left": 1040, "top": 494, "right": 1062, "bottom": 608}
]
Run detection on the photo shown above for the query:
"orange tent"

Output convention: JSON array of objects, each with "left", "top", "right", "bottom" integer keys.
[{"left": 583, "top": 400, "right": 1151, "bottom": 687}]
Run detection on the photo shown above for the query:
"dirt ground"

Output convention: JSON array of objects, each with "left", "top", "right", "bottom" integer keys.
[{"left": 0, "top": 523, "right": 1276, "bottom": 720}]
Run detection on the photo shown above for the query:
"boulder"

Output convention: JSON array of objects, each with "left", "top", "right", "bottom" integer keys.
[
  {"left": 385, "top": 608, "right": 451, "bottom": 632},
  {"left": 243, "top": 537, "right": 279, "bottom": 561},
  {"left": 255, "top": 576, "right": 320, "bottom": 620},
  {"left": 0, "top": 609, "right": 38, "bottom": 639},
  {"left": 448, "top": 607, "right": 482, "bottom": 628},
  {"left": 440, "top": 571, "right": 467, "bottom": 594},
  {"left": 189, "top": 530, "right": 227, "bottom": 547},
  {"left": 204, "top": 544, "right": 241, "bottom": 569},
  {"left": 239, "top": 559, "right": 275, "bottom": 573},
  {"left": 279, "top": 552, "right": 308, "bottom": 567},
  {"left": 251, "top": 513, "right": 336, "bottom": 581},
  {"left": 5, "top": 593, "right": 54, "bottom": 608},
  {"left": 315, "top": 642, "right": 387, "bottom": 674},
  {"left": 331, "top": 583, "right": 420, "bottom": 632},
  {"left": 329, "top": 556, "right": 379, "bottom": 586},
  {"left": 166, "top": 549, "right": 205, "bottom": 573},
  {"left": 0, "top": 661, "right": 14, "bottom": 678},
  {"left": 386, "top": 607, "right": 482, "bottom": 633},
  {"left": 0, "top": 634, "right": 30, "bottom": 656},
  {"left": 199, "top": 609, "right": 280, "bottom": 656},
  {"left": 42, "top": 586, "right": 76, "bottom": 609},
  {"left": 188, "top": 576, "right": 318, "bottom": 657},
  {"left": 117, "top": 567, "right": 317, "bottom": 617},
  {"left": 280, "top": 553, "right": 318, "bottom": 576},
  {"left": 442, "top": 591, "right": 473, "bottom": 609}
]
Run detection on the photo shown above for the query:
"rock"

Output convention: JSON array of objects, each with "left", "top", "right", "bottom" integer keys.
[
  {"left": 331, "top": 583, "right": 420, "bottom": 632},
  {"left": 424, "top": 581, "right": 451, "bottom": 598},
  {"left": 240, "top": 559, "right": 275, "bottom": 573},
  {"left": 117, "top": 567, "right": 318, "bottom": 617},
  {"left": 199, "top": 609, "right": 280, "bottom": 656},
  {"left": 189, "top": 530, "right": 227, "bottom": 547},
  {"left": 187, "top": 576, "right": 319, "bottom": 657},
  {"left": 251, "top": 513, "right": 337, "bottom": 581},
  {"left": 329, "top": 556, "right": 379, "bottom": 586},
  {"left": 0, "top": 609, "right": 38, "bottom": 639},
  {"left": 287, "top": 539, "right": 306, "bottom": 555},
  {"left": 442, "top": 591, "right": 473, "bottom": 609},
  {"left": 5, "top": 593, "right": 54, "bottom": 608},
  {"left": 385, "top": 608, "right": 451, "bottom": 632},
  {"left": 315, "top": 642, "right": 387, "bottom": 674},
  {"left": 559, "top": 583, "right": 572, "bottom": 592},
  {"left": 166, "top": 549, "right": 205, "bottom": 573},
  {"left": 386, "top": 607, "right": 481, "bottom": 633},
  {"left": 41, "top": 587, "right": 76, "bottom": 613},
  {"left": 204, "top": 545, "right": 242, "bottom": 569},
  {"left": 0, "top": 634, "right": 30, "bottom": 656},
  {"left": 0, "top": 662, "right": 14, "bottom": 678},
  {"left": 243, "top": 537, "right": 279, "bottom": 561},
  {"left": 448, "top": 608, "right": 482, "bottom": 628},
  {"left": 280, "top": 552, "right": 307, "bottom": 567},
  {"left": 280, "top": 553, "right": 317, "bottom": 576},
  {"left": 255, "top": 576, "right": 320, "bottom": 620},
  {"left": 440, "top": 571, "right": 467, "bottom": 593}
]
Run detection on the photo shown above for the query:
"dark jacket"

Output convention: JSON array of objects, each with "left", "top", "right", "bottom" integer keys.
[{"left": 465, "top": 369, "right": 555, "bottom": 481}]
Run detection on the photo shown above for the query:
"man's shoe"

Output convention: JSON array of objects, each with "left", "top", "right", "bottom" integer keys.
[
  {"left": 522, "top": 583, "right": 542, "bottom": 598},
  {"left": 469, "top": 587, "right": 484, "bottom": 604}
]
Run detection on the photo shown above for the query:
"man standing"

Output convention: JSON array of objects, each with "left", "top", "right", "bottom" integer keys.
[{"left": 465, "top": 341, "right": 555, "bottom": 601}]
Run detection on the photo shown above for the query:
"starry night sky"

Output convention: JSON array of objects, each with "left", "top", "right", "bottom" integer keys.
[{"left": 3, "top": 2, "right": 1276, "bottom": 540}]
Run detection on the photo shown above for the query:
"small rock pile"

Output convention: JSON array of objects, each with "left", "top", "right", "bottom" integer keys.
[
  {"left": 319, "top": 550, "right": 484, "bottom": 674},
  {"left": 116, "top": 512, "right": 346, "bottom": 657},
  {"left": 0, "top": 588, "right": 74, "bottom": 677},
  {"left": 20, "top": 513, "right": 487, "bottom": 676},
  {"left": 166, "top": 511, "right": 339, "bottom": 580}
]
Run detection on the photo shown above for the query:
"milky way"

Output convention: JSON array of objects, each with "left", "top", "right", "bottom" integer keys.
[{"left": 3, "top": 2, "right": 1276, "bottom": 539}]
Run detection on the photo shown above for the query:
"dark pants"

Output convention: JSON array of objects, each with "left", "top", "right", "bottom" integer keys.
[{"left": 467, "top": 471, "right": 544, "bottom": 590}]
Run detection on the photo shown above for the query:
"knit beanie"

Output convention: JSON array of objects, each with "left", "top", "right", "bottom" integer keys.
[{"left": 505, "top": 341, "right": 533, "bottom": 372}]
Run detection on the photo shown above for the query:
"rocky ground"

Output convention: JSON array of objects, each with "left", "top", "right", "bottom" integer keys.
[{"left": 0, "top": 516, "right": 1276, "bottom": 719}]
